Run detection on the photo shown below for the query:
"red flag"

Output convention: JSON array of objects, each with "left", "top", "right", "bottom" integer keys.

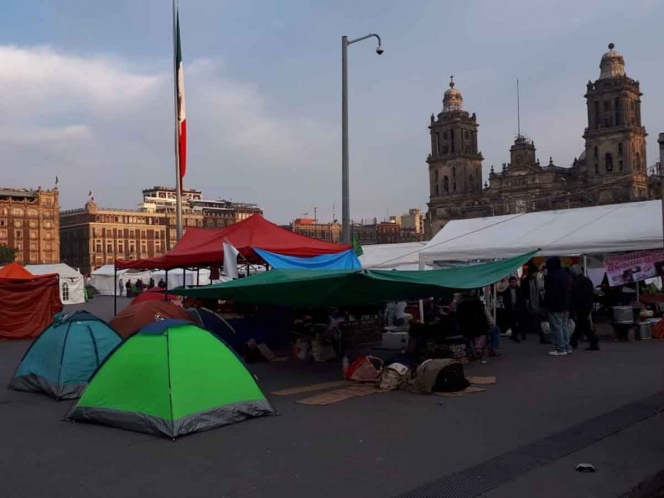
[{"left": 175, "top": 8, "right": 187, "bottom": 180}]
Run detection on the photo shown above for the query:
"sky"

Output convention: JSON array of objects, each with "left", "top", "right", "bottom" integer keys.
[{"left": 0, "top": 0, "right": 662, "bottom": 224}]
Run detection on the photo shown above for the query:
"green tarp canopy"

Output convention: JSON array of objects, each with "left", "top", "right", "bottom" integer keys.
[{"left": 173, "top": 251, "right": 537, "bottom": 307}]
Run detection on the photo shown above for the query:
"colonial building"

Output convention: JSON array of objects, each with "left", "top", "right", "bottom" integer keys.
[
  {"left": 0, "top": 187, "right": 59, "bottom": 264},
  {"left": 287, "top": 218, "right": 342, "bottom": 242},
  {"left": 60, "top": 186, "right": 262, "bottom": 274},
  {"left": 427, "top": 44, "right": 651, "bottom": 235}
]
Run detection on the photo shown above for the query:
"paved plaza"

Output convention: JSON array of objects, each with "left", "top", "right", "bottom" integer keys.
[{"left": 1, "top": 297, "right": 663, "bottom": 498}]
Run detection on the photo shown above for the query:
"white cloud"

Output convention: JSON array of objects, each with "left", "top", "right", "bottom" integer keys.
[{"left": 0, "top": 45, "right": 338, "bottom": 222}]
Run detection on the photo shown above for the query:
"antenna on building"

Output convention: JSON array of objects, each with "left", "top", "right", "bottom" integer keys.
[{"left": 516, "top": 78, "right": 522, "bottom": 137}]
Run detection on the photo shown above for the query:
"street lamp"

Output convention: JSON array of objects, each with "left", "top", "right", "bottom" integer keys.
[
  {"left": 658, "top": 133, "right": 664, "bottom": 248},
  {"left": 341, "top": 33, "right": 383, "bottom": 244}
]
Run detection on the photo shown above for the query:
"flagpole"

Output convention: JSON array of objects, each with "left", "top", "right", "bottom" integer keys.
[{"left": 173, "top": 0, "right": 183, "bottom": 240}]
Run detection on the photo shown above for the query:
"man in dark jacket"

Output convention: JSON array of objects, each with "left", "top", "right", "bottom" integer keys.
[
  {"left": 569, "top": 264, "right": 599, "bottom": 350},
  {"left": 544, "top": 257, "right": 572, "bottom": 356}
]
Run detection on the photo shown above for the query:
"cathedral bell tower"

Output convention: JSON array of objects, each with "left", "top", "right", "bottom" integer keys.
[
  {"left": 426, "top": 77, "right": 483, "bottom": 234},
  {"left": 583, "top": 43, "right": 648, "bottom": 201}
]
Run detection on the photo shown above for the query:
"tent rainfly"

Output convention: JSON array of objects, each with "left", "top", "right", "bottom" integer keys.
[
  {"left": 9, "top": 311, "right": 122, "bottom": 399},
  {"left": 26, "top": 264, "right": 86, "bottom": 305},
  {"left": 420, "top": 201, "right": 663, "bottom": 264},
  {"left": 115, "top": 214, "right": 351, "bottom": 270},
  {"left": 171, "top": 251, "right": 536, "bottom": 307},
  {"left": 66, "top": 320, "right": 276, "bottom": 439}
]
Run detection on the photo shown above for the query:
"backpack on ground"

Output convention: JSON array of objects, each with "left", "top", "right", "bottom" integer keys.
[
  {"left": 433, "top": 362, "right": 470, "bottom": 393},
  {"left": 345, "top": 355, "right": 383, "bottom": 381}
]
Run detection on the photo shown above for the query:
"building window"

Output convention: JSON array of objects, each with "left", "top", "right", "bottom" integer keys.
[
  {"left": 15, "top": 230, "right": 22, "bottom": 239},
  {"left": 605, "top": 153, "right": 613, "bottom": 172},
  {"left": 107, "top": 244, "right": 113, "bottom": 253},
  {"left": 435, "top": 184, "right": 440, "bottom": 196},
  {"left": 443, "top": 176, "right": 449, "bottom": 194},
  {"left": 62, "top": 282, "right": 70, "bottom": 302},
  {"left": 469, "top": 175, "right": 474, "bottom": 192},
  {"left": 593, "top": 146, "right": 598, "bottom": 159},
  {"left": 595, "top": 163, "right": 599, "bottom": 174},
  {"left": 619, "top": 160, "right": 623, "bottom": 171},
  {"left": 618, "top": 142, "right": 623, "bottom": 157}
]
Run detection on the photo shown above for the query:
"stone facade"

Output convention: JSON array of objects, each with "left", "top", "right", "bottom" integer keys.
[
  {"left": 60, "top": 186, "right": 263, "bottom": 274},
  {"left": 0, "top": 187, "right": 59, "bottom": 264},
  {"left": 427, "top": 44, "right": 651, "bottom": 236}
]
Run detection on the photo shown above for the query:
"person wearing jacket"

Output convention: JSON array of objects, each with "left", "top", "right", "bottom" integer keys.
[
  {"left": 569, "top": 264, "right": 599, "bottom": 351},
  {"left": 456, "top": 290, "right": 500, "bottom": 358},
  {"left": 543, "top": 257, "right": 572, "bottom": 356}
]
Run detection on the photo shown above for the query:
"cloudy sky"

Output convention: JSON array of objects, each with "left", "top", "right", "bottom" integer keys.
[{"left": 1, "top": 0, "right": 662, "bottom": 223}]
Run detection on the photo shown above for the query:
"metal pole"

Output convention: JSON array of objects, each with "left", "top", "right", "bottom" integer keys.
[
  {"left": 340, "top": 33, "right": 382, "bottom": 245},
  {"left": 173, "top": 0, "right": 183, "bottom": 241},
  {"left": 658, "top": 133, "right": 664, "bottom": 248},
  {"left": 341, "top": 35, "right": 350, "bottom": 244},
  {"left": 113, "top": 266, "right": 117, "bottom": 315}
]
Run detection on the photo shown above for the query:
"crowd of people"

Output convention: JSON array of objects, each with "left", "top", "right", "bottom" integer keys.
[
  {"left": 500, "top": 258, "right": 599, "bottom": 355},
  {"left": 117, "top": 277, "right": 166, "bottom": 297},
  {"left": 404, "top": 256, "right": 600, "bottom": 361}
]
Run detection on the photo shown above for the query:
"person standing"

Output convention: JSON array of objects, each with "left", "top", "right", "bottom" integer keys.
[
  {"left": 502, "top": 276, "right": 524, "bottom": 342},
  {"left": 544, "top": 257, "right": 572, "bottom": 356},
  {"left": 118, "top": 278, "right": 124, "bottom": 297},
  {"left": 521, "top": 265, "right": 549, "bottom": 344},
  {"left": 569, "top": 264, "right": 599, "bottom": 351}
]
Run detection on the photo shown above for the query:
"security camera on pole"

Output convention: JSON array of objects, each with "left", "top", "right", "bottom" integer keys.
[{"left": 341, "top": 33, "right": 383, "bottom": 244}]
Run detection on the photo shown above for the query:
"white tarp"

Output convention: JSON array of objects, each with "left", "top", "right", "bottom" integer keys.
[
  {"left": 151, "top": 269, "right": 212, "bottom": 289},
  {"left": 90, "top": 265, "right": 153, "bottom": 296},
  {"left": 25, "top": 263, "right": 86, "bottom": 305},
  {"left": 359, "top": 242, "right": 430, "bottom": 271},
  {"left": 421, "top": 201, "right": 663, "bottom": 263}
]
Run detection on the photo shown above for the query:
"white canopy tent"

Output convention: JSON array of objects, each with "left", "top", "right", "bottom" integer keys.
[
  {"left": 151, "top": 269, "right": 212, "bottom": 289},
  {"left": 90, "top": 265, "right": 153, "bottom": 296},
  {"left": 25, "top": 263, "right": 86, "bottom": 305},
  {"left": 359, "top": 242, "right": 431, "bottom": 271},
  {"left": 420, "top": 201, "right": 663, "bottom": 264}
]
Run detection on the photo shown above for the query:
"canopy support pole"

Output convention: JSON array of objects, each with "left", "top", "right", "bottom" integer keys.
[
  {"left": 183, "top": 267, "right": 186, "bottom": 288},
  {"left": 113, "top": 266, "right": 118, "bottom": 315},
  {"left": 165, "top": 269, "right": 169, "bottom": 300},
  {"left": 583, "top": 255, "right": 588, "bottom": 276},
  {"left": 492, "top": 284, "right": 497, "bottom": 324},
  {"left": 196, "top": 268, "right": 200, "bottom": 287},
  {"left": 418, "top": 300, "right": 425, "bottom": 325}
]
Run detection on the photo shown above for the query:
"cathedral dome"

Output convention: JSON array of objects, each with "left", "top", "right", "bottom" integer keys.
[
  {"left": 443, "top": 77, "right": 464, "bottom": 112},
  {"left": 599, "top": 43, "right": 625, "bottom": 79}
]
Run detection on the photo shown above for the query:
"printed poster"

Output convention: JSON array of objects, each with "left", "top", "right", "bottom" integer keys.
[{"left": 604, "top": 249, "right": 664, "bottom": 287}]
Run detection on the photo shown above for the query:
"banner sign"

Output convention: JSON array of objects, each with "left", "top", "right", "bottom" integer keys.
[{"left": 604, "top": 249, "right": 664, "bottom": 287}]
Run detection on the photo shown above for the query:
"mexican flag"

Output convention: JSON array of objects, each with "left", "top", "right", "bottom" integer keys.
[{"left": 175, "top": 6, "right": 187, "bottom": 180}]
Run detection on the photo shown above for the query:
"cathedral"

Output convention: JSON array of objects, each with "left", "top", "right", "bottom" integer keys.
[{"left": 426, "top": 44, "right": 651, "bottom": 236}]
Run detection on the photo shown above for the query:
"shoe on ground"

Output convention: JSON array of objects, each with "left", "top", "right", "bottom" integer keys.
[
  {"left": 585, "top": 346, "right": 600, "bottom": 351},
  {"left": 548, "top": 350, "right": 567, "bottom": 356},
  {"left": 489, "top": 350, "right": 500, "bottom": 357},
  {"left": 566, "top": 348, "right": 573, "bottom": 354}
]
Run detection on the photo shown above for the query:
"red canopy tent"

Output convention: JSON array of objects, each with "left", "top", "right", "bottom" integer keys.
[
  {"left": 116, "top": 214, "right": 351, "bottom": 270},
  {"left": 0, "top": 263, "right": 63, "bottom": 340}
]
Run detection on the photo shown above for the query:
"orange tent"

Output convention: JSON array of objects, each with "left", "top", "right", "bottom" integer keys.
[
  {"left": 0, "top": 262, "right": 63, "bottom": 340},
  {"left": 109, "top": 300, "right": 195, "bottom": 338}
]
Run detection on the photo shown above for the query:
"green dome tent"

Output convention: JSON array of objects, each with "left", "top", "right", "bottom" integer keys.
[
  {"left": 65, "top": 320, "right": 275, "bottom": 439},
  {"left": 9, "top": 311, "right": 122, "bottom": 400}
]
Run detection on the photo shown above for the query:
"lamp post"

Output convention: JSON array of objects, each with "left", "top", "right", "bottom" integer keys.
[
  {"left": 341, "top": 33, "right": 383, "bottom": 244},
  {"left": 659, "top": 133, "right": 664, "bottom": 247}
]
